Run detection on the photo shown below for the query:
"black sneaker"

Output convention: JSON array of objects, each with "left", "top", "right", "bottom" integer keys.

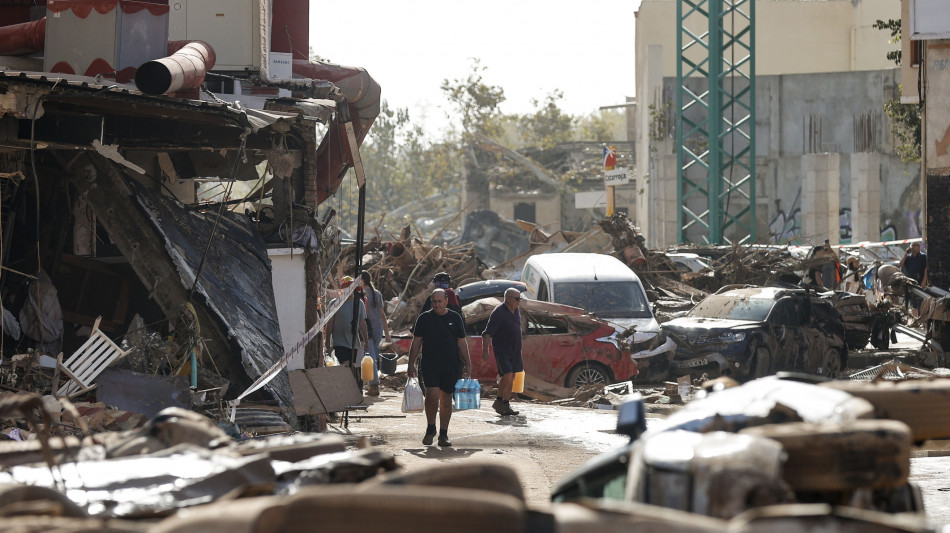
[
  {"left": 438, "top": 435, "right": 452, "bottom": 447},
  {"left": 422, "top": 429, "right": 436, "bottom": 446},
  {"left": 503, "top": 401, "right": 520, "bottom": 416}
]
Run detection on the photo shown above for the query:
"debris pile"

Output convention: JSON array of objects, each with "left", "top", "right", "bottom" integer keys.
[
  {"left": 829, "top": 291, "right": 875, "bottom": 350},
  {"left": 0, "top": 394, "right": 397, "bottom": 524},
  {"left": 335, "top": 230, "right": 486, "bottom": 330},
  {"left": 597, "top": 213, "right": 709, "bottom": 304}
]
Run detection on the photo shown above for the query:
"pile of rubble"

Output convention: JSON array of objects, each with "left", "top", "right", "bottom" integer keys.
[{"left": 333, "top": 229, "right": 486, "bottom": 330}]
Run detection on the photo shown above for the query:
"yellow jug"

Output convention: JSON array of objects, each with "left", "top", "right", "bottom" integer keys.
[
  {"left": 361, "top": 354, "right": 375, "bottom": 381},
  {"left": 512, "top": 371, "right": 525, "bottom": 393}
]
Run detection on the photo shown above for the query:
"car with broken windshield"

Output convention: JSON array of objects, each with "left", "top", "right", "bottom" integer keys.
[
  {"left": 661, "top": 286, "right": 847, "bottom": 381},
  {"left": 394, "top": 297, "right": 637, "bottom": 388},
  {"left": 521, "top": 253, "right": 674, "bottom": 382}
]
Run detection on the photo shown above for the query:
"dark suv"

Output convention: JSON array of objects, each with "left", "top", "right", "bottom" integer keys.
[{"left": 661, "top": 286, "right": 847, "bottom": 381}]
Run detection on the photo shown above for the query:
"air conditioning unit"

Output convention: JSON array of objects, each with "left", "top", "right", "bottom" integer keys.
[
  {"left": 44, "top": 0, "right": 169, "bottom": 83},
  {"left": 167, "top": 0, "right": 265, "bottom": 73}
]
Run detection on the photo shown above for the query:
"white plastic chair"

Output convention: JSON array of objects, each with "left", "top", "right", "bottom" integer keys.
[{"left": 56, "top": 317, "right": 130, "bottom": 398}]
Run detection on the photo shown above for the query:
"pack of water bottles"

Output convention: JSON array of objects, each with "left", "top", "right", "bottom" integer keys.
[{"left": 453, "top": 378, "right": 481, "bottom": 411}]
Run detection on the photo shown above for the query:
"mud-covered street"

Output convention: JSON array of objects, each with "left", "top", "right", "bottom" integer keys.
[{"left": 342, "top": 391, "right": 632, "bottom": 506}]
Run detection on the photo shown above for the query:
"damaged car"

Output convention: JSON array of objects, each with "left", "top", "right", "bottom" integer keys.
[
  {"left": 662, "top": 286, "right": 847, "bottom": 381},
  {"left": 521, "top": 253, "right": 675, "bottom": 382},
  {"left": 395, "top": 297, "right": 637, "bottom": 388}
]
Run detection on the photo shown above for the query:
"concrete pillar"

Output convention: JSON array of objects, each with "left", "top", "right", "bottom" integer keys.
[
  {"left": 850, "top": 153, "right": 881, "bottom": 243},
  {"left": 802, "top": 153, "right": 841, "bottom": 244},
  {"left": 653, "top": 152, "right": 679, "bottom": 247}
]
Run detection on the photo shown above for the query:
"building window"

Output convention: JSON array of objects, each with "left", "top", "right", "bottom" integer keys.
[
  {"left": 205, "top": 78, "right": 235, "bottom": 94},
  {"left": 514, "top": 202, "right": 536, "bottom": 223}
]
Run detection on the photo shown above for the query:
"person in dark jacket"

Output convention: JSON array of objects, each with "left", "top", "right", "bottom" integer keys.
[
  {"left": 900, "top": 242, "right": 928, "bottom": 287},
  {"left": 482, "top": 288, "right": 524, "bottom": 416},
  {"left": 420, "top": 272, "right": 462, "bottom": 316}
]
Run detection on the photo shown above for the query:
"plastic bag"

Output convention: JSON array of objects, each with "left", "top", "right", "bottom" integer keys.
[{"left": 402, "top": 377, "right": 424, "bottom": 413}]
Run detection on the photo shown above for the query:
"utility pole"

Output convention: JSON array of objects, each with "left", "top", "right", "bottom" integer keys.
[{"left": 676, "top": 0, "right": 756, "bottom": 245}]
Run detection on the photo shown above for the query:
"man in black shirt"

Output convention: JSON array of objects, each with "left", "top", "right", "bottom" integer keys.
[
  {"left": 408, "top": 289, "right": 472, "bottom": 447},
  {"left": 900, "top": 242, "right": 928, "bottom": 287}
]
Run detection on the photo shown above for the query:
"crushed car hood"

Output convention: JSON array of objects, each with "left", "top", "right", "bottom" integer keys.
[
  {"left": 663, "top": 317, "right": 761, "bottom": 331},
  {"left": 607, "top": 317, "right": 661, "bottom": 339}
]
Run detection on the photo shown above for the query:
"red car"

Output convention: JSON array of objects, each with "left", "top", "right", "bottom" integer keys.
[{"left": 394, "top": 297, "right": 637, "bottom": 388}]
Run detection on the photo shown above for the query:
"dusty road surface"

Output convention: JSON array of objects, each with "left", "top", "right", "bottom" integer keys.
[{"left": 334, "top": 389, "right": 630, "bottom": 506}]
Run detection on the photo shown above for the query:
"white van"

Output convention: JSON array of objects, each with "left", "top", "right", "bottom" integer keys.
[{"left": 521, "top": 253, "right": 675, "bottom": 379}]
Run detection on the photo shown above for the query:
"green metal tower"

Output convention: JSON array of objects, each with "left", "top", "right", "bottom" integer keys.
[{"left": 676, "top": 0, "right": 755, "bottom": 245}]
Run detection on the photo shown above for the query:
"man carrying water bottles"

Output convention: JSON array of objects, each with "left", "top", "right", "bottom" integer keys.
[
  {"left": 482, "top": 288, "right": 524, "bottom": 416},
  {"left": 408, "top": 289, "right": 472, "bottom": 447}
]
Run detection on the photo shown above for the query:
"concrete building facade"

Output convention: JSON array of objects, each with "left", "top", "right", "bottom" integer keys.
[
  {"left": 634, "top": 0, "right": 920, "bottom": 248},
  {"left": 900, "top": 0, "right": 950, "bottom": 288}
]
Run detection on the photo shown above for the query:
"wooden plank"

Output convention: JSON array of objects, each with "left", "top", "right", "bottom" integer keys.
[
  {"left": 519, "top": 389, "right": 558, "bottom": 403},
  {"left": 524, "top": 373, "right": 573, "bottom": 400},
  {"left": 290, "top": 366, "right": 363, "bottom": 415}
]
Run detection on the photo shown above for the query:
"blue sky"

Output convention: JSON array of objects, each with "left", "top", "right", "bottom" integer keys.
[{"left": 310, "top": 0, "right": 639, "bottom": 133}]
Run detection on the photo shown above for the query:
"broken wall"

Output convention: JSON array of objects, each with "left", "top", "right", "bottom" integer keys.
[{"left": 641, "top": 69, "right": 920, "bottom": 247}]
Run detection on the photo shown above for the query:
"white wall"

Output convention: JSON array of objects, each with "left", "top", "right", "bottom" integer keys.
[
  {"left": 268, "top": 248, "right": 307, "bottom": 370},
  {"left": 636, "top": 0, "right": 899, "bottom": 79}
]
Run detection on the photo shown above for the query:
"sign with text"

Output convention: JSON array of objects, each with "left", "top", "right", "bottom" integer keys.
[{"left": 604, "top": 167, "right": 630, "bottom": 186}]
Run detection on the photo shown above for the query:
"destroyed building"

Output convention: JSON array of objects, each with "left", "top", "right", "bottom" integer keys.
[{"left": 0, "top": 0, "right": 379, "bottom": 421}]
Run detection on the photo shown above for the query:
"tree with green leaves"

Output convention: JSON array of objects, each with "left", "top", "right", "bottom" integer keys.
[
  {"left": 875, "top": 18, "right": 921, "bottom": 163},
  {"left": 440, "top": 58, "right": 507, "bottom": 139},
  {"left": 519, "top": 90, "right": 575, "bottom": 149}
]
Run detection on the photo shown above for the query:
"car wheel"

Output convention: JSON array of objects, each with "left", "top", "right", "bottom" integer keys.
[
  {"left": 749, "top": 344, "right": 771, "bottom": 380},
  {"left": 566, "top": 362, "right": 611, "bottom": 388},
  {"left": 822, "top": 347, "right": 842, "bottom": 379}
]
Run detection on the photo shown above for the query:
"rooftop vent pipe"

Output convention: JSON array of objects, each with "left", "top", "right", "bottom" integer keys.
[
  {"left": 0, "top": 18, "right": 46, "bottom": 56},
  {"left": 135, "top": 40, "right": 216, "bottom": 95}
]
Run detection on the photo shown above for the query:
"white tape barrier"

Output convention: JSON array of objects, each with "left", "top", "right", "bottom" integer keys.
[
  {"left": 229, "top": 282, "right": 358, "bottom": 421},
  {"left": 836, "top": 237, "right": 922, "bottom": 249}
]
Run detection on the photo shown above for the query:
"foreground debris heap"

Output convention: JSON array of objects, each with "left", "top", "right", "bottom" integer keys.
[
  {"left": 0, "top": 378, "right": 945, "bottom": 531},
  {"left": 554, "top": 371, "right": 950, "bottom": 531},
  {"left": 0, "top": 393, "right": 395, "bottom": 524}
]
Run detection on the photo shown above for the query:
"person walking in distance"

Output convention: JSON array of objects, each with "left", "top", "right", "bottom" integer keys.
[
  {"left": 900, "top": 242, "right": 928, "bottom": 287},
  {"left": 325, "top": 276, "right": 369, "bottom": 386},
  {"left": 408, "top": 289, "right": 472, "bottom": 447},
  {"left": 482, "top": 288, "right": 524, "bottom": 416},
  {"left": 360, "top": 271, "right": 391, "bottom": 397},
  {"left": 900, "top": 241, "right": 928, "bottom": 317}
]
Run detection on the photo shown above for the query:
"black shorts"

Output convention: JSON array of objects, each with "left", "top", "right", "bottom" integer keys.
[
  {"left": 421, "top": 366, "right": 460, "bottom": 394},
  {"left": 334, "top": 346, "right": 360, "bottom": 365},
  {"left": 495, "top": 353, "right": 524, "bottom": 375}
]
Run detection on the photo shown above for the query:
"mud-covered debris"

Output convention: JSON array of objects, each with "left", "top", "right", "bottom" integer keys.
[{"left": 335, "top": 231, "right": 485, "bottom": 331}]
